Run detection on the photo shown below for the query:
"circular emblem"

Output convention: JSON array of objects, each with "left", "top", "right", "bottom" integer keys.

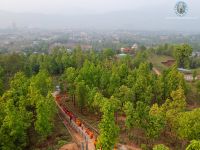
[{"left": 174, "top": 1, "right": 188, "bottom": 17}]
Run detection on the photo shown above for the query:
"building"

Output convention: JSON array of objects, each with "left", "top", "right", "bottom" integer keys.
[{"left": 131, "top": 43, "right": 138, "bottom": 50}]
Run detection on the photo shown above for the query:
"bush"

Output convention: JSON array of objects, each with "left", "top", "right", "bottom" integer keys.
[
  {"left": 186, "top": 140, "right": 200, "bottom": 150},
  {"left": 141, "top": 144, "right": 148, "bottom": 150},
  {"left": 153, "top": 144, "right": 170, "bottom": 150}
]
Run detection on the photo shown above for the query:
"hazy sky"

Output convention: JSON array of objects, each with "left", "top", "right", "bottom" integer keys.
[
  {"left": 0, "top": 0, "right": 194, "bottom": 15},
  {"left": 0, "top": 0, "right": 199, "bottom": 31}
]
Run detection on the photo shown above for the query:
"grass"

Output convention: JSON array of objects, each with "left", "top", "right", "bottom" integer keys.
[{"left": 148, "top": 53, "right": 174, "bottom": 72}]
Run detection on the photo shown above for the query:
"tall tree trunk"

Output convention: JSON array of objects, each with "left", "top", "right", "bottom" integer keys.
[{"left": 73, "top": 94, "right": 76, "bottom": 106}]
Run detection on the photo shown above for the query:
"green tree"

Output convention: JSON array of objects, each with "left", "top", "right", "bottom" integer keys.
[
  {"left": 29, "top": 70, "right": 52, "bottom": 98},
  {"left": 61, "top": 67, "right": 77, "bottom": 104},
  {"left": 115, "top": 85, "right": 133, "bottom": 108},
  {"left": 97, "top": 100, "right": 119, "bottom": 150},
  {"left": 176, "top": 108, "right": 200, "bottom": 140},
  {"left": 29, "top": 70, "right": 56, "bottom": 137},
  {"left": 161, "top": 65, "right": 186, "bottom": 100},
  {"left": 34, "top": 92, "right": 56, "bottom": 137},
  {"left": 123, "top": 101, "right": 136, "bottom": 130},
  {"left": 132, "top": 63, "right": 153, "bottom": 104},
  {"left": 0, "top": 98, "right": 32, "bottom": 150},
  {"left": 0, "top": 72, "right": 32, "bottom": 150},
  {"left": 174, "top": 44, "right": 192, "bottom": 68},
  {"left": 0, "top": 66, "right": 4, "bottom": 95},
  {"left": 103, "top": 48, "right": 115, "bottom": 59},
  {"left": 161, "top": 87, "right": 186, "bottom": 129},
  {"left": 192, "top": 70, "right": 197, "bottom": 81},
  {"left": 76, "top": 80, "right": 89, "bottom": 112},
  {"left": 108, "top": 72, "right": 121, "bottom": 96}
]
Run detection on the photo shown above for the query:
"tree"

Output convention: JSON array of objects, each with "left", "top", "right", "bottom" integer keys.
[
  {"left": 123, "top": 101, "right": 136, "bottom": 130},
  {"left": 0, "top": 66, "right": 4, "bottom": 95},
  {"left": 34, "top": 92, "right": 56, "bottom": 137},
  {"left": 155, "top": 87, "right": 186, "bottom": 134},
  {"left": 192, "top": 70, "right": 197, "bottom": 81},
  {"left": 108, "top": 72, "right": 120, "bottom": 96},
  {"left": 61, "top": 67, "right": 77, "bottom": 104},
  {"left": 161, "top": 65, "right": 186, "bottom": 100},
  {"left": 29, "top": 70, "right": 52, "bottom": 98},
  {"left": 97, "top": 100, "right": 119, "bottom": 150},
  {"left": 124, "top": 101, "right": 165, "bottom": 140},
  {"left": 196, "top": 80, "right": 200, "bottom": 94},
  {"left": 186, "top": 140, "right": 200, "bottom": 150},
  {"left": 0, "top": 72, "right": 32, "bottom": 150},
  {"left": 115, "top": 85, "right": 133, "bottom": 108},
  {"left": 103, "top": 48, "right": 115, "bottom": 59},
  {"left": 147, "top": 110, "right": 165, "bottom": 139},
  {"left": 0, "top": 98, "right": 32, "bottom": 150},
  {"left": 153, "top": 144, "right": 170, "bottom": 150},
  {"left": 76, "top": 80, "right": 89, "bottom": 112},
  {"left": 132, "top": 63, "right": 153, "bottom": 104},
  {"left": 174, "top": 44, "right": 192, "bottom": 68},
  {"left": 176, "top": 108, "right": 200, "bottom": 140},
  {"left": 72, "top": 46, "right": 84, "bottom": 68},
  {"left": 29, "top": 70, "right": 56, "bottom": 137}
]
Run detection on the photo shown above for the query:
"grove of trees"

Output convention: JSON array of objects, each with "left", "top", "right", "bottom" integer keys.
[{"left": 0, "top": 44, "right": 199, "bottom": 149}]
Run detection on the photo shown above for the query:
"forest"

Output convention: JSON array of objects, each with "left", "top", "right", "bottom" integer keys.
[{"left": 0, "top": 45, "right": 200, "bottom": 150}]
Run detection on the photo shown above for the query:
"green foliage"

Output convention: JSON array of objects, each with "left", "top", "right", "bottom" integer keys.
[
  {"left": 196, "top": 80, "right": 200, "bottom": 94},
  {"left": 61, "top": 67, "right": 77, "bottom": 94},
  {"left": 132, "top": 63, "right": 153, "bottom": 104},
  {"left": 103, "top": 48, "right": 115, "bottom": 59},
  {"left": 115, "top": 85, "right": 132, "bottom": 108},
  {"left": 140, "top": 144, "right": 148, "bottom": 150},
  {"left": 76, "top": 80, "right": 89, "bottom": 111},
  {"left": 186, "top": 140, "right": 200, "bottom": 150},
  {"left": 124, "top": 101, "right": 165, "bottom": 139},
  {"left": 161, "top": 87, "right": 186, "bottom": 128},
  {"left": 174, "top": 44, "right": 192, "bottom": 68},
  {"left": 35, "top": 92, "right": 56, "bottom": 137},
  {"left": 176, "top": 108, "right": 200, "bottom": 140},
  {"left": 192, "top": 70, "right": 197, "bottom": 81},
  {"left": 29, "top": 70, "right": 56, "bottom": 137},
  {"left": 124, "top": 101, "right": 136, "bottom": 129},
  {"left": 29, "top": 70, "right": 52, "bottom": 98},
  {"left": 153, "top": 144, "right": 170, "bottom": 150},
  {"left": 97, "top": 99, "right": 119, "bottom": 150},
  {"left": 161, "top": 65, "right": 186, "bottom": 100},
  {"left": 132, "top": 52, "right": 148, "bottom": 68},
  {"left": 0, "top": 66, "right": 4, "bottom": 95},
  {"left": 108, "top": 72, "right": 121, "bottom": 96},
  {"left": 0, "top": 72, "right": 32, "bottom": 150}
]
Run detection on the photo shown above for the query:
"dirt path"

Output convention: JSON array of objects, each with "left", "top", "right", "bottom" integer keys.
[
  {"left": 59, "top": 143, "right": 79, "bottom": 150},
  {"left": 54, "top": 92, "right": 140, "bottom": 150},
  {"left": 153, "top": 67, "right": 161, "bottom": 75}
]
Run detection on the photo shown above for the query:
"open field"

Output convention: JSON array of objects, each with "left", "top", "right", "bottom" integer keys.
[{"left": 148, "top": 54, "right": 174, "bottom": 71}]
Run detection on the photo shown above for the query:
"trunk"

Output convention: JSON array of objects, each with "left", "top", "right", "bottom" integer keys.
[
  {"left": 115, "top": 112, "right": 118, "bottom": 123},
  {"left": 73, "top": 94, "right": 76, "bottom": 106}
]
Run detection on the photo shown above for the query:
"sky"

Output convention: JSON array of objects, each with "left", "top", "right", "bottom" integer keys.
[
  {"left": 0, "top": 0, "right": 199, "bottom": 31},
  {"left": 0, "top": 0, "right": 191, "bottom": 15}
]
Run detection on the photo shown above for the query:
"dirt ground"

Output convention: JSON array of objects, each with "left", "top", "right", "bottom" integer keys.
[{"left": 59, "top": 143, "right": 79, "bottom": 150}]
